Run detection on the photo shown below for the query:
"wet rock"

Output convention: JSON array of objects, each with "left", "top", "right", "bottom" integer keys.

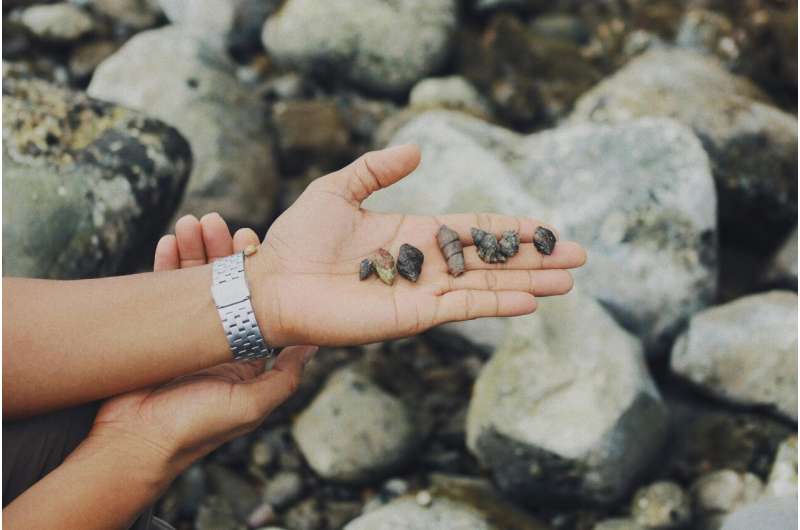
[
  {"left": 720, "top": 496, "right": 797, "bottom": 530},
  {"left": 14, "top": 3, "right": 94, "bottom": 43},
  {"left": 570, "top": 48, "right": 797, "bottom": 238},
  {"left": 670, "top": 291, "right": 798, "bottom": 421},
  {"left": 3, "top": 71, "right": 190, "bottom": 279},
  {"left": 365, "top": 110, "right": 717, "bottom": 353},
  {"left": 691, "top": 469, "right": 763, "bottom": 525},
  {"left": 262, "top": 0, "right": 457, "bottom": 95},
  {"left": 89, "top": 26, "right": 279, "bottom": 228},
  {"left": 764, "top": 436, "right": 798, "bottom": 499},
  {"left": 594, "top": 519, "right": 645, "bottom": 530},
  {"left": 262, "top": 470, "right": 303, "bottom": 510},
  {"left": 465, "top": 289, "right": 668, "bottom": 505},
  {"left": 409, "top": 76, "right": 492, "bottom": 119},
  {"left": 630, "top": 481, "right": 691, "bottom": 529},
  {"left": 292, "top": 366, "right": 420, "bottom": 483},
  {"left": 762, "top": 228, "right": 797, "bottom": 289},
  {"left": 458, "top": 14, "right": 601, "bottom": 126},
  {"left": 271, "top": 99, "right": 351, "bottom": 173},
  {"left": 90, "top": 0, "right": 162, "bottom": 30}
]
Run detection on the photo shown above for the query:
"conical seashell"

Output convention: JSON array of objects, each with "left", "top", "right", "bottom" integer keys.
[
  {"left": 437, "top": 225, "right": 465, "bottom": 277},
  {"left": 471, "top": 227, "right": 506, "bottom": 264},
  {"left": 373, "top": 248, "right": 397, "bottom": 285},
  {"left": 397, "top": 244, "right": 424, "bottom": 283},
  {"left": 533, "top": 226, "right": 557, "bottom": 256}
]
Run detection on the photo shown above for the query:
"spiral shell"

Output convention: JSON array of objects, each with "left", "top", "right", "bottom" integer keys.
[
  {"left": 436, "top": 225, "right": 465, "bottom": 276},
  {"left": 498, "top": 230, "right": 520, "bottom": 258},
  {"left": 533, "top": 226, "right": 557, "bottom": 255},
  {"left": 397, "top": 243, "right": 424, "bottom": 282},
  {"left": 373, "top": 248, "right": 397, "bottom": 285},
  {"left": 471, "top": 227, "right": 506, "bottom": 264}
]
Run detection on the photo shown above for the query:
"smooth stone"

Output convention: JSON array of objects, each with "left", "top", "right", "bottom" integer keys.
[
  {"left": 630, "top": 481, "right": 692, "bottom": 529},
  {"left": 89, "top": 26, "right": 279, "bottom": 227},
  {"left": 15, "top": 3, "right": 94, "bottom": 42},
  {"left": 292, "top": 367, "right": 420, "bottom": 483},
  {"left": 465, "top": 289, "right": 668, "bottom": 505},
  {"left": 670, "top": 291, "right": 798, "bottom": 421},
  {"left": 262, "top": 0, "right": 457, "bottom": 94},
  {"left": 691, "top": 470, "right": 764, "bottom": 516},
  {"left": 409, "top": 76, "right": 492, "bottom": 119}
]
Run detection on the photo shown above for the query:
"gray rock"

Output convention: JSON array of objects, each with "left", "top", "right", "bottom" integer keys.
[
  {"left": 691, "top": 470, "right": 764, "bottom": 516},
  {"left": 90, "top": 0, "right": 162, "bottom": 30},
  {"left": 292, "top": 367, "right": 420, "bottom": 483},
  {"left": 630, "top": 481, "right": 692, "bottom": 529},
  {"left": 3, "top": 71, "right": 190, "bottom": 279},
  {"left": 262, "top": 470, "right": 303, "bottom": 509},
  {"left": 205, "top": 463, "right": 261, "bottom": 521},
  {"left": 720, "top": 496, "right": 798, "bottom": 530},
  {"left": 344, "top": 497, "right": 497, "bottom": 530},
  {"left": 196, "top": 495, "right": 246, "bottom": 530},
  {"left": 765, "top": 436, "right": 798, "bottom": 499},
  {"left": 262, "top": 0, "right": 457, "bottom": 94},
  {"left": 15, "top": 3, "right": 94, "bottom": 42},
  {"left": 593, "top": 519, "right": 645, "bottom": 530},
  {"left": 365, "top": 110, "right": 717, "bottom": 353},
  {"left": 670, "top": 291, "right": 798, "bottom": 421},
  {"left": 88, "top": 26, "right": 279, "bottom": 228},
  {"left": 465, "top": 289, "right": 668, "bottom": 505},
  {"left": 570, "top": 48, "right": 797, "bottom": 234},
  {"left": 763, "top": 228, "right": 797, "bottom": 289},
  {"left": 409, "top": 76, "right": 491, "bottom": 119}
]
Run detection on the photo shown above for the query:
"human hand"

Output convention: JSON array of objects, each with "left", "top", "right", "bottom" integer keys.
[
  {"left": 84, "top": 214, "right": 317, "bottom": 477},
  {"left": 252, "top": 144, "right": 587, "bottom": 347}
]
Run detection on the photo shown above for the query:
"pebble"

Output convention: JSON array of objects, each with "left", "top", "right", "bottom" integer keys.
[
  {"left": 16, "top": 3, "right": 94, "bottom": 42},
  {"left": 631, "top": 481, "right": 692, "bottom": 529}
]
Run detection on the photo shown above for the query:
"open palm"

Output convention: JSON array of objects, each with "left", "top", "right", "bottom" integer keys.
[{"left": 254, "top": 144, "right": 587, "bottom": 347}]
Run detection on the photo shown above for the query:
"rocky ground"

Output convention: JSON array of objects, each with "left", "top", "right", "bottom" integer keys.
[{"left": 2, "top": 1, "right": 797, "bottom": 529}]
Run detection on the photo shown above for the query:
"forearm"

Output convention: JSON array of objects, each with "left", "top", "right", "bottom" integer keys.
[
  {"left": 3, "top": 434, "right": 178, "bottom": 530},
  {"left": 3, "top": 265, "right": 232, "bottom": 418}
]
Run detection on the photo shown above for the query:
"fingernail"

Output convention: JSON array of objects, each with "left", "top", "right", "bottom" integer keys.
[{"left": 302, "top": 346, "right": 318, "bottom": 365}]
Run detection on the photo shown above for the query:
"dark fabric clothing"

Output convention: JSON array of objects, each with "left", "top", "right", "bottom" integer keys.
[{"left": 3, "top": 403, "right": 173, "bottom": 530}]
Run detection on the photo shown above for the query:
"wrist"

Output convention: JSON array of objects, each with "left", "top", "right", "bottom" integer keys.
[{"left": 246, "top": 250, "right": 289, "bottom": 347}]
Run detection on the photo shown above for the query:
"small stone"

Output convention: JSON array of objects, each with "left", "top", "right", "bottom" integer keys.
[
  {"left": 373, "top": 249, "right": 397, "bottom": 286},
  {"left": 16, "top": 3, "right": 95, "bottom": 43},
  {"left": 247, "top": 502, "right": 277, "bottom": 528},
  {"left": 415, "top": 490, "right": 433, "bottom": 507},
  {"left": 631, "top": 481, "right": 692, "bottom": 529},
  {"left": 396, "top": 244, "right": 424, "bottom": 282},
  {"left": 359, "top": 258, "right": 375, "bottom": 281},
  {"left": 263, "top": 470, "right": 304, "bottom": 509},
  {"left": 498, "top": 230, "right": 520, "bottom": 258},
  {"left": 691, "top": 469, "right": 764, "bottom": 516},
  {"left": 533, "top": 226, "right": 556, "bottom": 255},
  {"left": 471, "top": 228, "right": 505, "bottom": 264}
]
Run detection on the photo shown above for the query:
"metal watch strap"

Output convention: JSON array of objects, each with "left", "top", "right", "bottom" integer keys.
[{"left": 211, "top": 252, "right": 276, "bottom": 361}]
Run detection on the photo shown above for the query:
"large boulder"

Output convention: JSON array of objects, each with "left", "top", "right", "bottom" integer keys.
[
  {"left": 88, "top": 26, "right": 278, "bottom": 228},
  {"left": 365, "top": 110, "right": 717, "bottom": 353},
  {"left": 569, "top": 48, "right": 797, "bottom": 239},
  {"left": 670, "top": 291, "right": 798, "bottom": 421},
  {"left": 292, "top": 366, "right": 420, "bottom": 483},
  {"left": 3, "top": 70, "right": 190, "bottom": 279},
  {"left": 465, "top": 290, "right": 668, "bottom": 505},
  {"left": 262, "top": 0, "right": 457, "bottom": 95}
]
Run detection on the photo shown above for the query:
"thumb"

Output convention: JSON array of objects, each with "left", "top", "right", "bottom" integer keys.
[
  {"left": 234, "top": 345, "right": 318, "bottom": 419},
  {"left": 321, "top": 144, "right": 421, "bottom": 206}
]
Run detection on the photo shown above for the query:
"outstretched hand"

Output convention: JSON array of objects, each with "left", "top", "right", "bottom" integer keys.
[{"left": 252, "top": 144, "right": 586, "bottom": 347}]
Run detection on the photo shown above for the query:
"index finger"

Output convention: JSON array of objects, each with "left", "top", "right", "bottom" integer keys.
[{"left": 433, "top": 213, "right": 561, "bottom": 245}]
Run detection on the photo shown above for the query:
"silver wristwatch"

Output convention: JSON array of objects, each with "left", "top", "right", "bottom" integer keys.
[{"left": 211, "top": 251, "right": 276, "bottom": 361}]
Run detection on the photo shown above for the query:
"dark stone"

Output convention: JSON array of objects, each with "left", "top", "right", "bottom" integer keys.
[
  {"left": 397, "top": 243, "right": 424, "bottom": 282},
  {"left": 533, "top": 226, "right": 556, "bottom": 256},
  {"left": 359, "top": 258, "right": 374, "bottom": 281},
  {"left": 498, "top": 230, "right": 520, "bottom": 258},
  {"left": 472, "top": 227, "right": 505, "bottom": 263}
]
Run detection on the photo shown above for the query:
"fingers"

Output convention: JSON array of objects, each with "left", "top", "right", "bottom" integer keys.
[
  {"left": 442, "top": 269, "right": 574, "bottom": 297},
  {"left": 235, "top": 346, "right": 317, "bottom": 420},
  {"left": 153, "top": 235, "right": 180, "bottom": 272},
  {"left": 175, "top": 215, "right": 207, "bottom": 268},
  {"left": 436, "top": 291, "right": 537, "bottom": 323},
  {"left": 462, "top": 241, "right": 587, "bottom": 270},
  {"left": 317, "top": 144, "right": 421, "bottom": 205},
  {"left": 434, "top": 212, "right": 560, "bottom": 245},
  {"left": 200, "top": 213, "right": 234, "bottom": 262},
  {"left": 233, "top": 228, "right": 261, "bottom": 252}
]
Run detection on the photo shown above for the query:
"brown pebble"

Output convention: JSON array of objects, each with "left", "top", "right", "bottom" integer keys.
[
  {"left": 373, "top": 248, "right": 397, "bottom": 285},
  {"left": 533, "top": 226, "right": 557, "bottom": 255},
  {"left": 436, "top": 225, "right": 465, "bottom": 276}
]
